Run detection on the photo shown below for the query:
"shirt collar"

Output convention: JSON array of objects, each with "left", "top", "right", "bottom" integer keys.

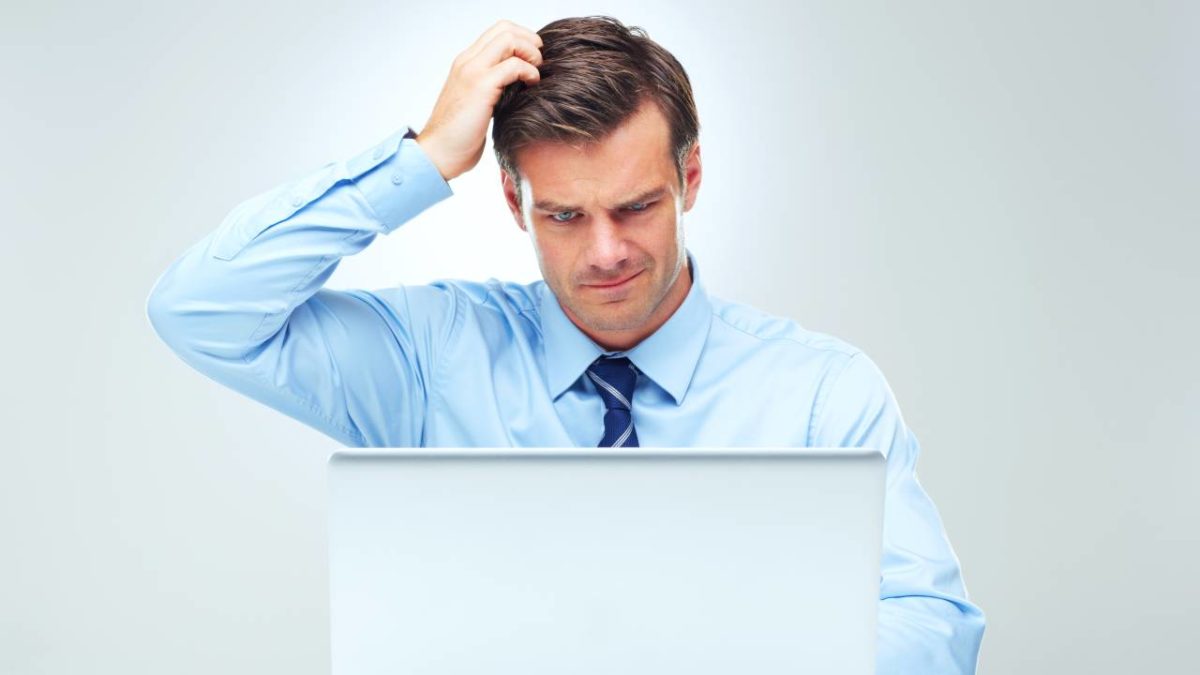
[{"left": 540, "top": 250, "right": 713, "bottom": 406}]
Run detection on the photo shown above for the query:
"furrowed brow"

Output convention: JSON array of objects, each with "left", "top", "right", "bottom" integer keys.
[
  {"left": 616, "top": 186, "right": 668, "bottom": 209},
  {"left": 532, "top": 186, "right": 669, "bottom": 213}
]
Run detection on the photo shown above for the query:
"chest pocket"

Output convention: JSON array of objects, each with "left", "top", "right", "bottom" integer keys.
[{"left": 210, "top": 161, "right": 345, "bottom": 261}]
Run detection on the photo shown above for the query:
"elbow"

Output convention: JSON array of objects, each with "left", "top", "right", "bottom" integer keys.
[
  {"left": 968, "top": 600, "right": 987, "bottom": 646},
  {"left": 145, "top": 259, "right": 279, "bottom": 364},
  {"left": 146, "top": 268, "right": 194, "bottom": 356},
  {"left": 146, "top": 223, "right": 277, "bottom": 363},
  {"left": 946, "top": 596, "right": 987, "bottom": 670},
  {"left": 144, "top": 259, "right": 226, "bottom": 360},
  {"left": 146, "top": 271, "right": 176, "bottom": 347},
  {"left": 877, "top": 594, "right": 986, "bottom": 673}
]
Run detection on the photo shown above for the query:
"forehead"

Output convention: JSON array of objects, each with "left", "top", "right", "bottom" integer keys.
[{"left": 514, "top": 100, "right": 676, "bottom": 206}]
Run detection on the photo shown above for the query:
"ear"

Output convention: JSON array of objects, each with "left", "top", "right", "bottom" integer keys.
[
  {"left": 500, "top": 169, "right": 527, "bottom": 232},
  {"left": 681, "top": 142, "right": 702, "bottom": 213}
]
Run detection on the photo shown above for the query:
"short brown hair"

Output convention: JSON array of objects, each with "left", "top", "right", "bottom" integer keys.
[{"left": 492, "top": 16, "right": 700, "bottom": 205}]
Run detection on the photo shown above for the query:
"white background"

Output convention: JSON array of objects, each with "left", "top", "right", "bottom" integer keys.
[{"left": 2, "top": 1, "right": 1197, "bottom": 672}]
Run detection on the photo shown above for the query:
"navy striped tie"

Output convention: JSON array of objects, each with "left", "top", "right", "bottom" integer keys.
[{"left": 587, "top": 356, "right": 640, "bottom": 448}]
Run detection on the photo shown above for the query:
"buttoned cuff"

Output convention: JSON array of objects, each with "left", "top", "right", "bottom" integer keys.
[{"left": 348, "top": 125, "right": 454, "bottom": 232}]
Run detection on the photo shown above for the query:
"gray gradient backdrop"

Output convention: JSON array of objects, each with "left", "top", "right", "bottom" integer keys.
[{"left": 2, "top": 1, "right": 1196, "bottom": 673}]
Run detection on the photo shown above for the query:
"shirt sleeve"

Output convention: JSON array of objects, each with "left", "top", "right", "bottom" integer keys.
[
  {"left": 810, "top": 351, "right": 986, "bottom": 674},
  {"left": 145, "top": 125, "right": 457, "bottom": 447}
]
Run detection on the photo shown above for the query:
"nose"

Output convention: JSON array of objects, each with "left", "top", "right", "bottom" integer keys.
[{"left": 584, "top": 215, "right": 630, "bottom": 273}]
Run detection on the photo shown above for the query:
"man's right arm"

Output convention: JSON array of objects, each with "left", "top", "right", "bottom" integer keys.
[
  {"left": 145, "top": 127, "right": 455, "bottom": 446},
  {"left": 145, "top": 20, "right": 545, "bottom": 446}
]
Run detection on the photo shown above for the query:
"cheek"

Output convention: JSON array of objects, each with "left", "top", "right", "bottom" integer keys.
[
  {"left": 646, "top": 216, "right": 680, "bottom": 257},
  {"left": 536, "top": 235, "right": 578, "bottom": 278}
]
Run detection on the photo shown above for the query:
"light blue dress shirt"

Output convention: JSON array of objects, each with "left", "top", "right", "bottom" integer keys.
[{"left": 146, "top": 124, "right": 985, "bottom": 673}]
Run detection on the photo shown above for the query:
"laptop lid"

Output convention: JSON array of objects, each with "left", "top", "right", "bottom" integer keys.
[{"left": 328, "top": 447, "right": 884, "bottom": 674}]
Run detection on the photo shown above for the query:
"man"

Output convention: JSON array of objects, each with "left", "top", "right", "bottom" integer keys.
[{"left": 146, "top": 16, "right": 985, "bottom": 673}]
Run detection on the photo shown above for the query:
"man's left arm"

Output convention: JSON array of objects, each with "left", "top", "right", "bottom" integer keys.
[{"left": 810, "top": 351, "right": 986, "bottom": 674}]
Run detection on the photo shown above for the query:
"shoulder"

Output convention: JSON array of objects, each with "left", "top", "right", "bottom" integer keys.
[
  {"left": 707, "top": 293, "right": 862, "bottom": 363},
  {"left": 706, "top": 294, "right": 898, "bottom": 411},
  {"left": 707, "top": 295, "right": 906, "bottom": 445}
]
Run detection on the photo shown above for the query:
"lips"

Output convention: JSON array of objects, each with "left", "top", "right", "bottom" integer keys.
[{"left": 584, "top": 270, "right": 642, "bottom": 288}]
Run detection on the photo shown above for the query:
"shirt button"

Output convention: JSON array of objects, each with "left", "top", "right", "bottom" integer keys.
[
  {"left": 291, "top": 195, "right": 304, "bottom": 206},
  {"left": 391, "top": 174, "right": 404, "bottom": 185}
]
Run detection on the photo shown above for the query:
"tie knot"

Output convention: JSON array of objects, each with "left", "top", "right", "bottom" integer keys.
[{"left": 586, "top": 356, "right": 638, "bottom": 411}]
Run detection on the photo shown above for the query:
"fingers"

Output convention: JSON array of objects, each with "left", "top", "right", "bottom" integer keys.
[
  {"left": 478, "top": 29, "right": 543, "bottom": 69},
  {"left": 464, "top": 21, "right": 543, "bottom": 92},
  {"left": 460, "top": 19, "right": 542, "bottom": 66},
  {"left": 489, "top": 55, "right": 541, "bottom": 89}
]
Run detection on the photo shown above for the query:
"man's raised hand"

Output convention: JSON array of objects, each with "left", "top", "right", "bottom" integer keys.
[{"left": 415, "top": 20, "right": 543, "bottom": 182}]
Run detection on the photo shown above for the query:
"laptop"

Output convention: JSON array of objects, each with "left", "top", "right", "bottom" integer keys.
[{"left": 328, "top": 447, "right": 884, "bottom": 674}]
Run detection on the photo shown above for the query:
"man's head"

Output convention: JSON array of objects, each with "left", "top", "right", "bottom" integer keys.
[{"left": 492, "top": 16, "right": 702, "bottom": 351}]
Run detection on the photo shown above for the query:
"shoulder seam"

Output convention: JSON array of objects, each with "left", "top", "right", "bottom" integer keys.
[
  {"left": 710, "top": 308, "right": 858, "bottom": 356},
  {"left": 806, "top": 351, "right": 864, "bottom": 446}
]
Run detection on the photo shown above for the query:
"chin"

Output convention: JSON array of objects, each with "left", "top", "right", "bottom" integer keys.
[
  {"left": 592, "top": 300, "right": 657, "bottom": 329},
  {"left": 586, "top": 318, "right": 643, "bottom": 333},
  {"left": 576, "top": 302, "right": 653, "bottom": 333}
]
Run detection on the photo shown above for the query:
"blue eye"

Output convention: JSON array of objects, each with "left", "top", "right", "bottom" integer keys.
[{"left": 549, "top": 201, "right": 653, "bottom": 222}]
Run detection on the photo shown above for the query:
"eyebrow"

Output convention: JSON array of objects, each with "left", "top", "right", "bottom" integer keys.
[{"left": 532, "top": 186, "right": 669, "bottom": 213}]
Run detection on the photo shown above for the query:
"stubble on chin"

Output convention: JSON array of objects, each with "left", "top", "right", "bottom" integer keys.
[{"left": 575, "top": 301, "right": 649, "bottom": 332}]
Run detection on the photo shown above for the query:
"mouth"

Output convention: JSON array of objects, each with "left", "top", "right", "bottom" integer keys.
[{"left": 583, "top": 270, "right": 643, "bottom": 290}]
